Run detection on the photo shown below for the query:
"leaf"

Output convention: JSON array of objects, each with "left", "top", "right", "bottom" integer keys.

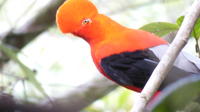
[
  {"left": 177, "top": 16, "right": 200, "bottom": 39},
  {"left": 149, "top": 75, "right": 200, "bottom": 112},
  {"left": 192, "top": 18, "right": 200, "bottom": 39},
  {"left": 0, "top": 43, "right": 48, "bottom": 97},
  {"left": 176, "top": 16, "right": 184, "bottom": 26},
  {"left": 139, "top": 22, "right": 179, "bottom": 37}
]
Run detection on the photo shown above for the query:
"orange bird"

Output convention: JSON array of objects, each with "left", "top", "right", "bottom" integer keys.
[{"left": 56, "top": 0, "right": 200, "bottom": 92}]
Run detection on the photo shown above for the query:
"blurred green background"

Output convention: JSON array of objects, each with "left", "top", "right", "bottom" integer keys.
[{"left": 0, "top": 0, "right": 195, "bottom": 112}]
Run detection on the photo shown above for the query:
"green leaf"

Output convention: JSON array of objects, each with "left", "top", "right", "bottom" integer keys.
[
  {"left": 139, "top": 22, "right": 179, "bottom": 37},
  {"left": 0, "top": 43, "right": 48, "bottom": 97},
  {"left": 192, "top": 18, "right": 200, "bottom": 39},
  {"left": 150, "top": 75, "right": 200, "bottom": 112},
  {"left": 176, "top": 16, "right": 200, "bottom": 39},
  {"left": 176, "top": 16, "right": 184, "bottom": 26}
]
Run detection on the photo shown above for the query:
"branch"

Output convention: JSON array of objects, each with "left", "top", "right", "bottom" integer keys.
[
  {"left": 42, "top": 76, "right": 117, "bottom": 112},
  {"left": 0, "top": 0, "right": 65, "bottom": 70},
  {"left": 132, "top": 0, "right": 200, "bottom": 111},
  {"left": 1, "top": 0, "right": 65, "bottom": 49},
  {"left": 0, "top": 76, "right": 117, "bottom": 112}
]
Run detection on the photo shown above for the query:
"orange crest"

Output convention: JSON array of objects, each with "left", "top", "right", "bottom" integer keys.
[{"left": 56, "top": 0, "right": 98, "bottom": 33}]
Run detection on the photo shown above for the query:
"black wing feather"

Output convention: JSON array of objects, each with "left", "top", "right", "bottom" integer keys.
[
  {"left": 101, "top": 50, "right": 158, "bottom": 89},
  {"left": 101, "top": 49, "right": 192, "bottom": 90}
]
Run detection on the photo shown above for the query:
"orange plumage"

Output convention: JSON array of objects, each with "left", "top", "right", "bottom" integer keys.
[{"left": 56, "top": 0, "right": 181, "bottom": 92}]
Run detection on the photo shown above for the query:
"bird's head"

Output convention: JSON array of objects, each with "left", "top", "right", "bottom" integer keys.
[{"left": 56, "top": 0, "right": 98, "bottom": 33}]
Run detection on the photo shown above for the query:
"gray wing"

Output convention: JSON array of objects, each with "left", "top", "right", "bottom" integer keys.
[
  {"left": 149, "top": 44, "right": 200, "bottom": 89},
  {"left": 150, "top": 44, "right": 200, "bottom": 73}
]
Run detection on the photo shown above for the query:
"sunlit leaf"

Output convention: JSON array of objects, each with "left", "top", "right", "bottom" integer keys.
[
  {"left": 149, "top": 75, "right": 200, "bottom": 112},
  {"left": 0, "top": 43, "right": 48, "bottom": 97},
  {"left": 139, "top": 22, "right": 179, "bottom": 37},
  {"left": 193, "top": 18, "right": 200, "bottom": 39},
  {"left": 176, "top": 16, "right": 184, "bottom": 26}
]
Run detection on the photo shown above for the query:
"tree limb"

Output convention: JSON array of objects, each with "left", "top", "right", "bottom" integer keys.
[
  {"left": 132, "top": 0, "right": 200, "bottom": 111},
  {"left": 1, "top": 0, "right": 65, "bottom": 49},
  {"left": 41, "top": 76, "right": 117, "bottom": 112},
  {"left": 0, "top": 0, "right": 65, "bottom": 69},
  {"left": 0, "top": 76, "right": 117, "bottom": 112}
]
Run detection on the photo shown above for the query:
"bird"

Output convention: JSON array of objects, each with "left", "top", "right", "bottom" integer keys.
[{"left": 56, "top": 0, "right": 200, "bottom": 92}]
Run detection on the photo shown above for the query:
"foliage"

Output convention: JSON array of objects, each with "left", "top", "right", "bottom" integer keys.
[
  {"left": 139, "top": 22, "right": 179, "bottom": 37},
  {"left": 177, "top": 16, "right": 200, "bottom": 56},
  {"left": 176, "top": 16, "right": 200, "bottom": 40},
  {"left": 0, "top": 43, "right": 48, "bottom": 98},
  {"left": 139, "top": 16, "right": 200, "bottom": 39},
  {"left": 150, "top": 76, "right": 200, "bottom": 112},
  {"left": 140, "top": 16, "right": 200, "bottom": 56}
]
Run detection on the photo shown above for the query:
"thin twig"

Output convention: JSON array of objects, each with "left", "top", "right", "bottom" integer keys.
[{"left": 132, "top": 0, "right": 200, "bottom": 111}]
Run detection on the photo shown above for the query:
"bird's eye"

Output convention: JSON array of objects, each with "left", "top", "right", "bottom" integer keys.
[{"left": 82, "top": 18, "right": 92, "bottom": 25}]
